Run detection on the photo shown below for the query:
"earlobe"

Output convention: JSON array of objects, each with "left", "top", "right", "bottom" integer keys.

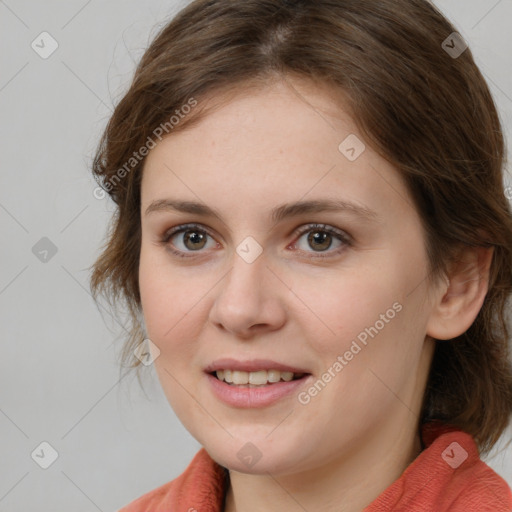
[{"left": 426, "top": 246, "right": 494, "bottom": 341}]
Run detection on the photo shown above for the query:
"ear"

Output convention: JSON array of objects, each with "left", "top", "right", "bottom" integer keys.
[{"left": 426, "top": 246, "right": 494, "bottom": 341}]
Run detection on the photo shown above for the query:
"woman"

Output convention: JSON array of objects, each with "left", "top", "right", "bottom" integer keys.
[{"left": 90, "top": 0, "right": 512, "bottom": 510}]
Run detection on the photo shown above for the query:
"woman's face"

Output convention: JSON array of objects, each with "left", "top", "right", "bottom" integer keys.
[{"left": 139, "top": 77, "right": 438, "bottom": 475}]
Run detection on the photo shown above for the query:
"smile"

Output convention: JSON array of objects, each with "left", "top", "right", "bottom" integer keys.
[
  {"left": 206, "top": 372, "right": 312, "bottom": 408},
  {"left": 213, "top": 369, "right": 307, "bottom": 386}
]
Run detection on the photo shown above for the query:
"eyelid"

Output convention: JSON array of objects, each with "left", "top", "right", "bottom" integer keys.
[
  {"left": 290, "top": 223, "right": 352, "bottom": 244},
  {"left": 161, "top": 222, "right": 352, "bottom": 258},
  {"left": 162, "top": 222, "right": 216, "bottom": 244}
]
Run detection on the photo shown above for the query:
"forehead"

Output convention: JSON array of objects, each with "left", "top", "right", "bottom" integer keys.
[
  {"left": 144, "top": 75, "right": 358, "bottom": 164},
  {"left": 141, "top": 77, "right": 415, "bottom": 227}
]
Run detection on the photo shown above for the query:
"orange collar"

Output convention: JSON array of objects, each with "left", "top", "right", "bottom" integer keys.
[{"left": 120, "top": 422, "right": 512, "bottom": 511}]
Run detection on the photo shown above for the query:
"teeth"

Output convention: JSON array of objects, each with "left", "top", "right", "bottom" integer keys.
[
  {"left": 268, "top": 369, "right": 281, "bottom": 383},
  {"left": 232, "top": 370, "right": 249, "bottom": 385},
  {"left": 249, "top": 370, "right": 268, "bottom": 385},
  {"left": 215, "top": 369, "right": 302, "bottom": 385}
]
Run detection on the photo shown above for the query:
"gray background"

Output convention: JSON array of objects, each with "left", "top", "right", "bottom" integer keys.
[{"left": 1, "top": 1, "right": 511, "bottom": 511}]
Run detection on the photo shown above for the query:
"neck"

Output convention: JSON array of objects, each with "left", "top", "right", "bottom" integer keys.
[{"left": 224, "top": 414, "right": 423, "bottom": 512}]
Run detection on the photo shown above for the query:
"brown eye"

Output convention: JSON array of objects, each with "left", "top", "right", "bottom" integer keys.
[
  {"left": 307, "top": 230, "right": 333, "bottom": 251},
  {"left": 162, "top": 223, "right": 217, "bottom": 257},
  {"left": 181, "top": 230, "right": 207, "bottom": 250},
  {"left": 292, "top": 223, "right": 351, "bottom": 258}
]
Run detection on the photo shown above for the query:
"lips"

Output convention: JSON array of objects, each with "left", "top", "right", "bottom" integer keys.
[
  {"left": 206, "top": 372, "right": 312, "bottom": 408},
  {"left": 203, "top": 358, "right": 311, "bottom": 374},
  {"left": 204, "top": 357, "right": 313, "bottom": 408}
]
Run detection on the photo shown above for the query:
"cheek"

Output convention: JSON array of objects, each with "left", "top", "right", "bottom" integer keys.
[
  {"left": 138, "top": 253, "right": 170, "bottom": 339},
  {"left": 290, "top": 253, "right": 429, "bottom": 411},
  {"left": 139, "top": 246, "right": 197, "bottom": 352},
  {"left": 138, "top": 251, "right": 207, "bottom": 422},
  {"left": 289, "top": 261, "right": 406, "bottom": 358},
  {"left": 138, "top": 245, "right": 221, "bottom": 384}
]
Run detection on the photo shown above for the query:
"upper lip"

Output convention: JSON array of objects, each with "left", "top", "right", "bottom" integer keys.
[{"left": 204, "top": 358, "right": 310, "bottom": 374}]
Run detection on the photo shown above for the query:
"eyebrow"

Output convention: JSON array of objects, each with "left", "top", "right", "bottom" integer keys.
[{"left": 144, "top": 198, "right": 379, "bottom": 225}]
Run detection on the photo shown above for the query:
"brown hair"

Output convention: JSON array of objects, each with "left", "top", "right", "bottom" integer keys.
[{"left": 90, "top": 0, "right": 512, "bottom": 454}]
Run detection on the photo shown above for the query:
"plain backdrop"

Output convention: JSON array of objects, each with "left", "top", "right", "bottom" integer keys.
[{"left": 1, "top": 1, "right": 511, "bottom": 510}]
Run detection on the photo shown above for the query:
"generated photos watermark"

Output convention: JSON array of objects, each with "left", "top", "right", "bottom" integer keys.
[
  {"left": 93, "top": 97, "right": 198, "bottom": 200},
  {"left": 298, "top": 301, "right": 403, "bottom": 405}
]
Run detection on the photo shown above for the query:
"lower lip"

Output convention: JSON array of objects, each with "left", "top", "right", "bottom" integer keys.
[{"left": 206, "top": 373, "right": 311, "bottom": 408}]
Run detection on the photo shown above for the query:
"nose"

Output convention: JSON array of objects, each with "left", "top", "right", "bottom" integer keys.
[{"left": 208, "top": 250, "right": 287, "bottom": 339}]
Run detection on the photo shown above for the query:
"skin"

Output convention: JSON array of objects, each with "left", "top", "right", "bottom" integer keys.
[{"left": 138, "top": 75, "right": 493, "bottom": 512}]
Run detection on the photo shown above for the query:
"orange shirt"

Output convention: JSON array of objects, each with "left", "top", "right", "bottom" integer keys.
[{"left": 119, "top": 423, "right": 512, "bottom": 511}]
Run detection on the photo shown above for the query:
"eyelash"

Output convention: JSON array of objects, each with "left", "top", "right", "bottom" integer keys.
[{"left": 160, "top": 222, "right": 352, "bottom": 260}]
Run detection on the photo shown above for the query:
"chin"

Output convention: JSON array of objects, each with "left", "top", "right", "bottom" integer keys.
[{"left": 202, "top": 435, "right": 308, "bottom": 476}]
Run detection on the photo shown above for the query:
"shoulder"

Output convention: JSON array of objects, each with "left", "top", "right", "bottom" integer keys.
[
  {"left": 117, "top": 448, "right": 228, "bottom": 512},
  {"left": 437, "top": 432, "right": 512, "bottom": 511},
  {"left": 424, "top": 425, "right": 511, "bottom": 510},
  {"left": 366, "top": 423, "right": 512, "bottom": 511},
  {"left": 416, "top": 426, "right": 512, "bottom": 512}
]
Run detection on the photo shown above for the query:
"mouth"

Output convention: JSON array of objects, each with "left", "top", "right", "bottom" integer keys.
[
  {"left": 208, "top": 369, "right": 309, "bottom": 388},
  {"left": 204, "top": 358, "right": 313, "bottom": 407},
  {"left": 206, "top": 370, "right": 312, "bottom": 408}
]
